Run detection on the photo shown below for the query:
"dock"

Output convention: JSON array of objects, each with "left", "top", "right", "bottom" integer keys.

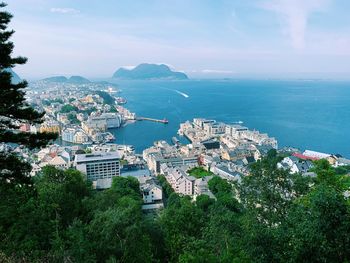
[{"left": 136, "top": 117, "right": 169, "bottom": 124}]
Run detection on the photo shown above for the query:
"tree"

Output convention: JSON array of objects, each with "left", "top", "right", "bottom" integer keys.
[
  {"left": 239, "top": 154, "right": 311, "bottom": 226},
  {"left": 284, "top": 176, "right": 350, "bottom": 262},
  {"left": 160, "top": 196, "right": 205, "bottom": 262},
  {"left": 60, "top": 104, "right": 78, "bottom": 113},
  {"left": 0, "top": 3, "right": 57, "bottom": 150}
]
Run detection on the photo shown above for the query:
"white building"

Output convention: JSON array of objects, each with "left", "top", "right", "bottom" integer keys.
[
  {"left": 163, "top": 167, "right": 196, "bottom": 196},
  {"left": 303, "top": 150, "right": 331, "bottom": 159},
  {"left": 278, "top": 156, "right": 314, "bottom": 174},
  {"left": 74, "top": 152, "right": 120, "bottom": 189},
  {"left": 141, "top": 183, "right": 163, "bottom": 204},
  {"left": 62, "top": 128, "right": 75, "bottom": 143}
]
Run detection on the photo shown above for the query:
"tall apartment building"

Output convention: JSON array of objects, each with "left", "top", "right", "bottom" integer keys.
[{"left": 74, "top": 152, "right": 120, "bottom": 189}]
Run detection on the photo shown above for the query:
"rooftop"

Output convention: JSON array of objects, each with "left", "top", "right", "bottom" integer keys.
[{"left": 75, "top": 152, "right": 120, "bottom": 163}]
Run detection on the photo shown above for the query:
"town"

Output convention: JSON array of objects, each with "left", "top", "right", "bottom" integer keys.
[{"left": 7, "top": 79, "right": 350, "bottom": 212}]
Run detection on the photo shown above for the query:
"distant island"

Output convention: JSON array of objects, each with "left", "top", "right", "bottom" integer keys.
[
  {"left": 42, "top": 75, "right": 91, "bottom": 84},
  {"left": 112, "top": 63, "right": 188, "bottom": 80}
]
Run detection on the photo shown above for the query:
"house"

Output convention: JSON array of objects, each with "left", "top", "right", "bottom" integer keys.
[
  {"left": 254, "top": 144, "right": 274, "bottom": 160},
  {"left": 212, "top": 163, "right": 242, "bottom": 181},
  {"left": 141, "top": 183, "right": 163, "bottom": 204},
  {"left": 278, "top": 156, "right": 314, "bottom": 174},
  {"left": 337, "top": 157, "right": 350, "bottom": 167},
  {"left": 222, "top": 147, "right": 252, "bottom": 161},
  {"left": 303, "top": 150, "right": 331, "bottom": 159},
  {"left": 48, "top": 155, "right": 70, "bottom": 169},
  {"left": 194, "top": 177, "right": 216, "bottom": 199}
]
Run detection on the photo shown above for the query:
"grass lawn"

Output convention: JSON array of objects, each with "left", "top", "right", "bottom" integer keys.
[{"left": 188, "top": 167, "right": 213, "bottom": 178}]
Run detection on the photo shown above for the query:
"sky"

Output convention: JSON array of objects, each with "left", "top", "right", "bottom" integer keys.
[{"left": 5, "top": 0, "right": 350, "bottom": 79}]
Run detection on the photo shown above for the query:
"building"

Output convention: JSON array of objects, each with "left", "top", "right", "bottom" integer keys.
[
  {"left": 193, "top": 118, "right": 216, "bottom": 129},
  {"left": 194, "top": 177, "right": 215, "bottom": 199},
  {"left": 222, "top": 147, "right": 253, "bottom": 161},
  {"left": 163, "top": 166, "right": 196, "bottom": 196},
  {"left": 141, "top": 183, "right": 163, "bottom": 204},
  {"left": 303, "top": 150, "right": 331, "bottom": 159},
  {"left": 62, "top": 128, "right": 89, "bottom": 144},
  {"left": 100, "top": 113, "right": 122, "bottom": 128},
  {"left": 147, "top": 154, "right": 198, "bottom": 175},
  {"left": 82, "top": 119, "right": 107, "bottom": 134},
  {"left": 74, "top": 130, "right": 89, "bottom": 144},
  {"left": 62, "top": 128, "right": 75, "bottom": 143},
  {"left": 74, "top": 152, "right": 120, "bottom": 189},
  {"left": 84, "top": 113, "right": 122, "bottom": 132},
  {"left": 39, "top": 121, "right": 61, "bottom": 134},
  {"left": 47, "top": 155, "right": 70, "bottom": 169},
  {"left": 278, "top": 156, "right": 314, "bottom": 174},
  {"left": 212, "top": 164, "right": 242, "bottom": 181},
  {"left": 202, "top": 139, "right": 221, "bottom": 150},
  {"left": 225, "top": 125, "right": 248, "bottom": 137},
  {"left": 204, "top": 122, "right": 226, "bottom": 135}
]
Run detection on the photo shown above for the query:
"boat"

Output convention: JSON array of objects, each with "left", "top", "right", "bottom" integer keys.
[
  {"left": 116, "top": 97, "right": 127, "bottom": 104},
  {"left": 104, "top": 132, "right": 115, "bottom": 142}
]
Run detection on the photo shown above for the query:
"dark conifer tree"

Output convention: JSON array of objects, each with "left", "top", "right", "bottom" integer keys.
[{"left": 0, "top": 2, "right": 57, "bottom": 185}]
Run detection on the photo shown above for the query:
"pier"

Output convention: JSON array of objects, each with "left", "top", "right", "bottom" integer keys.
[{"left": 136, "top": 117, "right": 169, "bottom": 124}]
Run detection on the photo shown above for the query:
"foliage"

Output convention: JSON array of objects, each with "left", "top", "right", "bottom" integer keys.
[
  {"left": 0, "top": 2, "right": 57, "bottom": 151},
  {"left": 187, "top": 166, "right": 213, "bottom": 178},
  {"left": 157, "top": 174, "right": 174, "bottom": 198},
  {"left": 334, "top": 165, "right": 350, "bottom": 175},
  {"left": 95, "top": 90, "right": 115, "bottom": 105},
  {"left": 1, "top": 156, "right": 350, "bottom": 262},
  {"left": 67, "top": 113, "right": 80, "bottom": 124},
  {"left": 60, "top": 104, "right": 78, "bottom": 113},
  {"left": 239, "top": 153, "right": 311, "bottom": 226}
]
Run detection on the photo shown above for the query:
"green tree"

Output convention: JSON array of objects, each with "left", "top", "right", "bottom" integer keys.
[
  {"left": 284, "top": 183, "right": 350, "bottom": 262},
  {"left": 239, "top": 154, "right": 311, "bottom": 226},
  {"left": 60, "top": 104, "right": 78, "bottom": 113},
  {"left": 0, "top": 2, "right": 57, "bottom": 150},
  {"left": 160, "top": 196, "right": 205, "bottom": 262}
]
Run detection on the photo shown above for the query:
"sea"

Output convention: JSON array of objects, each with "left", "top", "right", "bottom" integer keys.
[{"left": 107, "top": 79, "right": 350, "bottom": 157}]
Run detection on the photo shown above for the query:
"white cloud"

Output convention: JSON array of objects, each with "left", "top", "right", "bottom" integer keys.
[
  {"left": 261, "top": 0, "right": 329, "bottom": 49},
  {"left": 50, "top": 7, "right": 80, "bottom": 14},
  {"left": 120, "top": 66, "right": 136, "bottom": 70}
]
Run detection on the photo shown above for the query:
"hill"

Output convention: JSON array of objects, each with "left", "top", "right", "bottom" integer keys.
[
  {"left": 43, "top": 76, "right": 68, "bottom": 83},
  {"left": 42, "top": 75, "right": 91, "bottom": 83},
  {"left": 69, "top": 76, "right": 90, "bottom": 83},
  {"left": 4, "top": 68, "right": 21, "bottom": 84},
  {"left": 112, "top": 63, "right": 188, "bottom": 80}
]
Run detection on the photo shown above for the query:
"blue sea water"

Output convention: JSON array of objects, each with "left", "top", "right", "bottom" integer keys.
[{"left": 109, "top": 79, "right": 350, "bottom": 157}]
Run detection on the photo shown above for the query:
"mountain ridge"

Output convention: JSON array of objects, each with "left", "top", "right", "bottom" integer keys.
[
  {"left": 112, "top": 63, "right": 188, "bottom": 80},
  {"left": 42, "top": 75, "right": 90, "bottom": 83}
]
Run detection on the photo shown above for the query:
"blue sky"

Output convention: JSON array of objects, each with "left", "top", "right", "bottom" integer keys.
[{"left": 5, "top": 0, "right": 350, "bottom": 79}]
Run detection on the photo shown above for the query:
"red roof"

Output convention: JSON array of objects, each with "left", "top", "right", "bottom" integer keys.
[{"left": 292, "top": 153, "right": 319, "bottom": 161}]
